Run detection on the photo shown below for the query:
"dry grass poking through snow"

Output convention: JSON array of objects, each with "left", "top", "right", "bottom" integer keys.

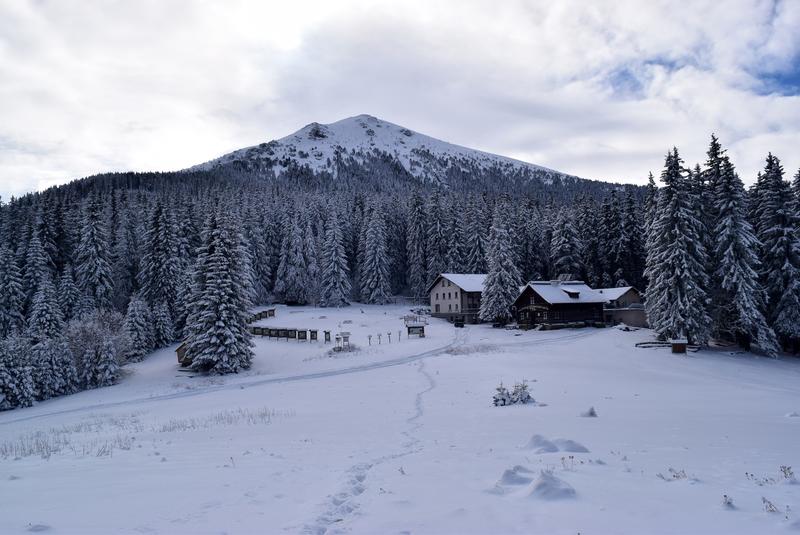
[
  {"left": 0, "top": 407, "right": 293, "bottom": 461},
  {"left": 154, "top": 407, "right": 294, "bottom": 433}
]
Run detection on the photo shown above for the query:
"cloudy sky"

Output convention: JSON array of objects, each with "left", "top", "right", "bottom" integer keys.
[{"left": 1, "top": 0, "right": 798, "bottom": 198}]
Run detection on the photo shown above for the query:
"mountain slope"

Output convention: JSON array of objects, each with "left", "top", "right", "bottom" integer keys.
[{"left": 191, "top": 114, "right": 586, "bottom": 189}]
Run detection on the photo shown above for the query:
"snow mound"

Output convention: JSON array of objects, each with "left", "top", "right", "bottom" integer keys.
[
  {"left": 523, "top": 434, "right": 589, "bottom": 453},
  {"left": 523, "top": 434, "right": 559, "bottom": 453},
  {"left": 786, "top": 411, "right": 800, "bottom": 418},
  {"left": 527, "top": 471, "right": 576, "bottom": 500},
  {"left": 498, "top": 465, "right": 535, "bottom": 486},
  {"left": 553, "top": 439, "right": 590, "bottom": 453},
  {"left": 581, "top": 406, "right": 598, "bottom": 417}
]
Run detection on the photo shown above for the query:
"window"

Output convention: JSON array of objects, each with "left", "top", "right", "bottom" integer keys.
[
  {"left": 435, "top": 293, "right": 439, "bottom": 300},
  {"left": 448, "top": 292, "right": 451, "bottom": 299},
  {"left": 448, "top": 304, "right": 452, "bottom": 311},
  {"left": 455, "top": 292, "right": 458, "bottom": 298},
  {"left": 455, "top": 304, "right": 459, "bottom": 311}
]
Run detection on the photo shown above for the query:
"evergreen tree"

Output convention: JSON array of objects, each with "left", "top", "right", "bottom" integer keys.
[
  {"left": 0, "top": 244, "right": 25, "bottom": 338},
  {"left": 23, "top": 226, "right": 53, "bottom": 309},
  {"left": 75, "top": 196, "right": 114, "bottom": 309},
  {"left": 425, "top": 190, "right": 448, "bottom": 285},
  {"left": 27, "top": 277, "right": 63, "bottom": 343},
  {"left": 480, "top": 205, "right": 522, "bottom": 323},
  {"left": 753, "top": 154, "right": 800, "bottom": 350},
  {"left": 711, "top": 156, "right": 778, "bottom": 354},
  {"left": 123, "top": 296, "right": 153, "bottom": 362},
  {"left": 303, "top": 219, "right": 321, "bottom": 306},
  {"left": 320, "top": 211, "right": 351, "bottom": 307},
  {"left": 31, "top": 336, "right": 75, "bottom": 400},
  {"left": 139, "top": 202, "right": 181, "bottom": 316},
  {"left": 464, "top": 199, "right": 488, "bottom": 274},
  {"left": 360, "top": 206, "right": 392, "bottom": 304},
  {"left": 550, "top": 209, "right": 582, "bottom": 279},
  {"left": 616, "top": 191, "right": 645, "bottom": 288},
  {"left": 644, "top": 148, "right": 712, "bottom": 345},
  {"left": 152, "top": 302, "right": 175, "bottom": 348},
  {"left": 57, "top": 264, "right": 81, "bottom": 322},
  {"left": 406, "top": 192, "right": 428, "bottom": 299},
  {"left": 0, "top": 335, "right": 35, "bottom": 409},
  {"left": 184, "top": 211, "right": 253, "bottom": 374},
  {"left": 274, "top": 215, "right": 308, "bottom": 304},
  {"left": 91, "top": 338, "right": 120, "bottom": 387}
]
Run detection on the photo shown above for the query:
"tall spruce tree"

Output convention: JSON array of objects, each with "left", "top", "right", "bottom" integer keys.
[
  {"left": 360, "top": 206, "right": 392, "bottom": 304},
  {"left": 753, "top": 154, "right": 800, "bottom": 350},
  {"left": 711, "top": 156, "right": 778, "bottom": 354},
  {"left": 320, "top": 211, "right": 351, "bottom": 307},
  {"left": 75, "top": 196, "right": 114, "bottom": 309},
  {"left": 27, "top": 277, "right": 63, "bottom": 343},
  {"left": 122, "top": 296, "right": 153, "bottom": 362},
  {"left": 0, "top": 244, "right": 25, "bottom": 338},
  {"left": 644, "top": 148, "right": 712, "bottom": 345},
  {"left": 184, "top": 211, "right": 253, "bottom": 374},
  {"left": 139, "top": 202, "right": 181, "bottom": 315},
  {"left": 479, "top": 205, "right": 522, "bottom": 323},
  {"left": 550, "top": 209, "right": 582, "bottom": 279},
  {"left": 406, "top": 192, "right": 428, "bottom": 299},
  {"left": 274, "top": 215, "right": 308, "bottom": 304}
]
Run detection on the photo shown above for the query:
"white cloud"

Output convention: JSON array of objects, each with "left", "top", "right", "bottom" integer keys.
[{"left": 0, "top": 0, "right": 798, "bottom": 198}]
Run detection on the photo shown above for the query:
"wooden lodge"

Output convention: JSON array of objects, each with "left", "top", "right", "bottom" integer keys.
[{"left": 513, "top": 281, "right": 606, "bottom": 329}]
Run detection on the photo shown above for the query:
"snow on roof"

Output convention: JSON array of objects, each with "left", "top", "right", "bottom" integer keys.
[
  {"left": 436, "top": 273, "right": 487, "bottom": 293},
  {"left": 595, "top": 287, "right": 635, "bottom": 301},
  {"left": 525, "top": 281, "right": 608, "bottom": 304}
]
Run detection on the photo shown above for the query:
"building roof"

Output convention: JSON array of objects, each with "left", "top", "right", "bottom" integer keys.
[
  {"left": 595, "top": 286, "right": 636, "bottom": 301},
  {"left": 427, "top": 273, "right": 487, "bottom": 294},
  {"left": 523, "top": 281, "right": 608, "bottom": 305}
]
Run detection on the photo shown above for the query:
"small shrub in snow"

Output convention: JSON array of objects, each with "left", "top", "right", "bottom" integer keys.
[
  {"left": 510, "top": 381, "right": 533, "bottom": 404},
  {"left": 780, "top": 465, "right": 795, "bottom": 482},
  {"left": 494, "top": 380, "right": 534, "bottom": 406},
  {"left": 493, "top": 383, "right": 511, "bottom": 406},
  {"left": 581, "top": 406, "right": 598, "bottom": 417},
  {"left": 762, "top": 497, "right": 778, "bottom": 513},
  {"left": 722, "top": 494, "right": 735, "bottom": 509}
]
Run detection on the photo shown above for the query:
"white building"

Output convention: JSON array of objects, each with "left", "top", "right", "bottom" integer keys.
[{"left": 427, "top": 273, "right": 487, "bottom": 323}]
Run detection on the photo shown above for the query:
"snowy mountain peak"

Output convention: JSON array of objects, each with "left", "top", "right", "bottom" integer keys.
[{"left": 191, "top": 115, "right": 577, "bottom": 187}]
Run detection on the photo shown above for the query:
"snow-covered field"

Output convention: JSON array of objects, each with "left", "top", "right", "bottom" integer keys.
[{"left": 1, "top": 304, "right": 799, "bottom": 534}]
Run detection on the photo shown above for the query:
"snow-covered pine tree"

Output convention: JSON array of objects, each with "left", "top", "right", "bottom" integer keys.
[
  {"left": 0, "top": 335, "right": 35, "bottom": 409},
  {"left": 91, "top": 338, "right": 120, "bottom": 387},
  {"left": 31, "top": 336, "right": 75, "bottom": 400},
  {"left": 320, "top": 210, "right": 351, "bottom": 307},
  {"left": 23, "top": 225, "right": 53, "bottom": 310},
  {"left": 184, "top": 210, "right": 254, "bottom": 374},
  {"left": 75, "top": 195, "right": 114, "bottom": 309},
  {"left": 616, "top": 191, "right": 645, "bottom": 289},
  {"left": 152, "top": 301, "right": 175, "bottom": 348},
  {"left": 753, "top": 154, "right": 800, "bottom": 351},
  {"left": 406, "top": 192, "right": 427, "bottom": 299},
  {"left": 425, "top": 190, "right": 448, "bottom": 286},
  {"left": 644, "top": 148, "right": 712, "bottom": 345},
  {"left": 711, "top": 155, "right": 778, "bottom": 355},
  {"left": 520, "top": 204, "right": 545, "bottom": 282},
  {"left": 27, "top": 277, "right": 63, "bottom": 343},
  {"left": 444, "top": 200, "right": 467, "bottom": 273},
  {"left": 273, "top": 215, "right": 308, "bottom": 304},
  {"left": 599, "top": 192, "right": 622, "bottom": 282},
  {"left": 0, "top": 244, "right": 25, "bottom": 338},
  {"left": 360, "top": 205, "right": 392, "bottom": 304},
  {"left": 122, "top": 296, "right": 153, "bottom": 362},
  {"left": 243, "top": 206, "right": 272, "bottom": 305},
  {"left": 303, "top": 219, "right": 321, "bottom": 306},
  {"left": 480, "top": 205, "right": 522, "bottom": 324},
  {"left": 111, "top": 211, "right": 141, "bottom": 311},
  {"left": 464, "top": 198, "right": 488, "bottom": 274},
  {"left": 550, "top": 208, "right": 582, "bottom": 279},
  {"left": 139, "top": 201, "right": 181, "bottom": 316},
  {"left": 57, "top": 264, "right": 81, "bottom": 322}
]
